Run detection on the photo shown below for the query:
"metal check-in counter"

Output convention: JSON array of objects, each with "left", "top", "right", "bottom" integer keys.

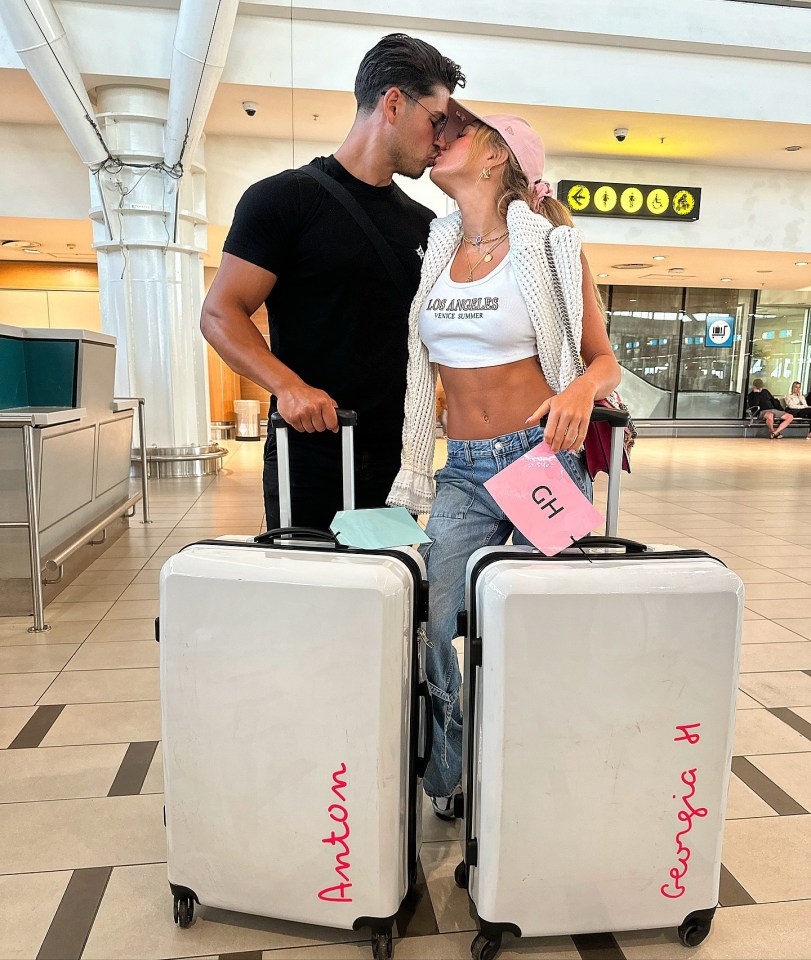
[{"left": 0, "top": 324, "right": 148, "bottom": 631}]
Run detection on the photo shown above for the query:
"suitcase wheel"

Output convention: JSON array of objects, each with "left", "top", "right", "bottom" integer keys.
[
  {"left": 471, "top": 932, "right": 502, "bottom": 960},
  {"left": 678, "top": 917, "right": 711, "bottom": 948},
  {"left": 371, "top": 930, "right": 392, "bottom": 960},
  {"left": 173, "top": 894, "right": 194, "bottom": 929},
  {"left": 454, "top": 859, "right": 468, "bottom": 889}
]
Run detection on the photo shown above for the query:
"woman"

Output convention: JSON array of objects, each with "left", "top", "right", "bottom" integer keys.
[
  {"left": 386, "top": 102, "right": 621, "bottom": 817},
  {"left": 783, "top": 382, "right": 811, "bottom": 438}
]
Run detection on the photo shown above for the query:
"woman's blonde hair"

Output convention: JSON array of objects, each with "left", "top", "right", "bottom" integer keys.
[
  {"left": 470, "top": 123, "right": 606, "bottom": 317},
  {"left": 471, "top": 123, "right": 572, "bottom": 226}
]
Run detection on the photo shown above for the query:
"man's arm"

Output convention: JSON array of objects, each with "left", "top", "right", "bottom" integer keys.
[{"left": 201, "top": 253, "right": 339, "bottom": 432}]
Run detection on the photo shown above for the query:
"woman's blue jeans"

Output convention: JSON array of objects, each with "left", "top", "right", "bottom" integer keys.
[{"left": 419, "top": 425, "right": 593, "bottom": 800}]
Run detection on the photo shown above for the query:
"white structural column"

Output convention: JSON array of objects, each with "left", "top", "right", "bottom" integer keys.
[{"left": 90, "top": 85, "right": 210, "bottom": 449}]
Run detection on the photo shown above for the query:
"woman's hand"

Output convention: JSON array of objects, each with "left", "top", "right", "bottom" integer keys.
[{"left": 525, "top": 378, "right": 597, "bottom": 453}]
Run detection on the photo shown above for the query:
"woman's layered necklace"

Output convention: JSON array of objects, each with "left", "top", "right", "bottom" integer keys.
[{"left": 461, "top": 224, "right": 509, "bottom": 282}]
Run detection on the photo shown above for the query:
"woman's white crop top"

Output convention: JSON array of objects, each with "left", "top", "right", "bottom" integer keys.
[{"left": 418, "top": 251, "right": 538, "bottom": 368}]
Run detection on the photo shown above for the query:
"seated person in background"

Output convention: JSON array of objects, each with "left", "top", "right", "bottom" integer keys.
[
  {"left": 783, "top": 381, "right": 811, "bottom": 439},
  {"left": 747, "top": 378, "right": 794, "bottom": 439}
]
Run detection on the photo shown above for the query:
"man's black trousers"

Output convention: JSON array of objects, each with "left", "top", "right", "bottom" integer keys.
[{"left": 262, "top": 427, "right": 402, "bottom": 531}]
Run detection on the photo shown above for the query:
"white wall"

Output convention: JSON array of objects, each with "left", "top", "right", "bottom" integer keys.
[
  {"left": 542, "top": 157, "right": 811, "bottom": 252},
  {"left": 204, "top": 135, "right": 455, "bottom": 226},
  {"left": 2, "top": 119, "right": 807, "bottom": 258},
  {"left": 203, "top": 135, "right": 811, "bottom": 253},
  {"left": 2, "top": 1, "right": 809, "bottom": 259},
  {"left": 2, "top": 0, "right": 810, "bottom": 124},
  {"left": 0, "top": 124, "right": 89, "bottom": 219}
]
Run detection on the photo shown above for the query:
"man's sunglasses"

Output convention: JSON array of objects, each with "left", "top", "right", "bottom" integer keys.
[{"left": 399, "top": 90, "right": 448, "bottom": 139}]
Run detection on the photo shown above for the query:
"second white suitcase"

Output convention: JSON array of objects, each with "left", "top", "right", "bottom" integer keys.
[{"left": 457, "top": 541, "right": 743, "bottom": 960}]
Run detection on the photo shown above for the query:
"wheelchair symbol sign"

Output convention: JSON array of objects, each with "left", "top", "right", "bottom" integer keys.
[{"left": 706, "top": 316, "right": 734, "bottom": 348}]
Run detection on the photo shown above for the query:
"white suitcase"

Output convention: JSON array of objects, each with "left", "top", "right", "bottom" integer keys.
[
  {"left": 159, "top": 411, "right": 430, "bottom": 960},
  {"left": 455, "top": 412, "right": 744, "bottom": 960}
]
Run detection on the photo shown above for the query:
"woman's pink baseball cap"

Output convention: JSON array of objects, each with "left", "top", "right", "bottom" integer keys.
[{"left": 443, "top": 99, "right": 553, "bottom": 202}]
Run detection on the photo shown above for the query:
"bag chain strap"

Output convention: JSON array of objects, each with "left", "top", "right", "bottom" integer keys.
[{"left": 543, "top": 231, "right": 638, "bottom": 446}]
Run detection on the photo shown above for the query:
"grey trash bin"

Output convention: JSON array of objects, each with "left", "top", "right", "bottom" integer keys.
[{"left": 233, "top": 400, "right": 261, "bottom": 441}]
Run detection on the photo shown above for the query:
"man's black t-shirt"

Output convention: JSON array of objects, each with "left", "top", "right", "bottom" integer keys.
[{"left": 223, "top": 155, "right": 434, "bottom": 445}]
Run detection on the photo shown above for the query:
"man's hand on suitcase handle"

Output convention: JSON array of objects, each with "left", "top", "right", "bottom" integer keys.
[
  {"left": 275, "top": 380, "right": 340, "bottom": 432},
  {"left": 271, "top": 408, "right": 358, "bottom": 432}
]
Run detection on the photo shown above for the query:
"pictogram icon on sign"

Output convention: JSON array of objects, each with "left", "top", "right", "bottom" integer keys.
[
  {"left": 673, "top": 190, "right": 696, "bottom": 216},
  {"left": 647, "top": 188, "right": 670, "bottom": 215},
  {"left": 567, "top": 184, "right": 591, "bottom": 211},
  {"left": 594, "top": 186, "right": 618, "bottom": 213},
  {"left": 620, "top": 187, "right": 644, "bottom": 213},
  {"left": 706, "top": 315, "right": 734, "bottom": 348}
]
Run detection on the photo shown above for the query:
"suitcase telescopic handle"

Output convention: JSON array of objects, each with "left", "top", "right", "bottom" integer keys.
[
  {"left": 574, "top": 536, "right": 646, "bottom": 553},
  {"left": 415, "top": 680, "right": 434, "bottom": 780},
  {"left": 255, "top": 527, "right": 345, "bottom": 547},
  {"left": 269, "top": 409, "right": 358, "bottom": 528},
  {"left": 589, "top": 405, "right": 629, "bottom": 427},
  {"left": 588, "top": 405, "right": 628, "bottom": 538},
  {"left": 270, "top": 409, "right": 358, "bottom": 430}
]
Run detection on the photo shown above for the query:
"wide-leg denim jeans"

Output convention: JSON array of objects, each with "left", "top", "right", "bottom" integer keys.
[{"left": 419, "top": 425, "right": 592, "bottom": 800}]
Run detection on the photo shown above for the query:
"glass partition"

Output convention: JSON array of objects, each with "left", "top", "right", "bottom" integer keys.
[
  {"left": 748, "top": 303, "right": 811, "bottom": 401},
  {"left": 676, "top": 288, "right": 754, "bottom": 418},
  {"left": 0, "top": 334, "right": 79, "bottom": 409},
  {"left": 607, "top": 286, "right": 683, "bottom": 418}
]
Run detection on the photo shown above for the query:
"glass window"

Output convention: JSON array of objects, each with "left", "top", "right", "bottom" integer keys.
[
  {"left": 748, "top": 303, "right": 811, "bottom": 402},
  {"left": 676, "top": 288, "right": 754, "bottom": 418},
  {"left": 607, "top": 286, "right": 682, "bottom": 418}
]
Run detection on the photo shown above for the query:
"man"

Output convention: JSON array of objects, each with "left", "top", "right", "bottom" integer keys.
[
  {"left": 747, "top": 378, "right": 794, "bottom": 438},
  {"left": 201, "top": 34, "right": 465, "bottom": 529}
]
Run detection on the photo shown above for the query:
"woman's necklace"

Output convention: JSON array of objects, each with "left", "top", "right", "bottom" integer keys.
[
  {"left": 463, "top": 233, "right": 509, "bottom": 282},
  {"left": 462, "top": 225, "right": 508, "bottom": 247}
]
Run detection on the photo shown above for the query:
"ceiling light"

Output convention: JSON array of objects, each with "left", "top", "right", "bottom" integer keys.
[
  {"left": 720, "top": 278, "right": 732, "bottom": 282},
  {"left": 653, "top": 255, "right": 666, "bottom": 261},
  {"left": 598, "top": 273, "right": 608, "bottom": 278},
  {"left": 784, "top": 145, "right": 802, "bottom": 152},
  {"left": 796, "top": 261, "right": 809, "bottom": 267},
  {"left": 22, "top": 247, "right": 41, "bottom": 254},
  {"left": 1, "top": 239, "right": 39, "bottom": 249},
  {"left": 629, "top": 299, "right": 637, "bottom": 303}
]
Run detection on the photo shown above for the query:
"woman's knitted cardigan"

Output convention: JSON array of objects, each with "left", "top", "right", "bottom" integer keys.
[{"left": 386, "top": 199, "right": 585, "bottom": 515}]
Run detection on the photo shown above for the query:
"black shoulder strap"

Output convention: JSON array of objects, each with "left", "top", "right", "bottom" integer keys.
[{"left": 299, "top": 164, "right": 414, "bottom": 303}]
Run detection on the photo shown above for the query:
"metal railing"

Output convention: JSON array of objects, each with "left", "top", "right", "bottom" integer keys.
[
  {"left": 114, "top": 397, "right": 152, "bottom": 524},
  {"left": 1, "top": 401, "right": 151, "bottom": 632},
  {"left": 43, "top": 492, "right": 142, "bottom": 586}
]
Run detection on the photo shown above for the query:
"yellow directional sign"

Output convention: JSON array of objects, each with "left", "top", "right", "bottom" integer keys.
[
  {"left": 646, "top": 188, "right": 670, "bottom": 215},
  {"left": 620, "top": 187, "right": 644, "bottom": 214},
  {"left": 673, "top": 190, "right": 696, "bottom": 216},
  {"left": 593, "top": 186, "right": 618, "bottom": 213},
  {"left": 557, "top": 180, "right": 701, "bottom": 221},
  {"left": 567, "top": 184, "right": 591, "bottom": 211}
]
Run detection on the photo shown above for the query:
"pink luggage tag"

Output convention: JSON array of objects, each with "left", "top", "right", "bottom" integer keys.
[{"left": 484, "top": 441, "right": 604, "bottom": 556}]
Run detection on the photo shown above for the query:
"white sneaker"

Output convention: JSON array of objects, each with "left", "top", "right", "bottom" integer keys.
[{"left": 431, "top": 785, "right": 463, "bottom": 821}]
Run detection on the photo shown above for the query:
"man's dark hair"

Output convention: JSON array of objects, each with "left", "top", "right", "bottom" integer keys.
[{"left": 354, "top": 33, "right": 465, "bottom": 113}]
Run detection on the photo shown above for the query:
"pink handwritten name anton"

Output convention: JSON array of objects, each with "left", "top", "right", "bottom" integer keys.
[
  {"left": 317, "top": 763, "right": 353, "bottom": 903},
  {"left": 661, "top": 724, "right": 708, "bottom": 900}
]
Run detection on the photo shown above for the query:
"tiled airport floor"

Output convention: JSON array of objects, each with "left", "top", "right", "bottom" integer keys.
[{"left": 2, "top": 436, "right": 811, "bottom": 960}]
